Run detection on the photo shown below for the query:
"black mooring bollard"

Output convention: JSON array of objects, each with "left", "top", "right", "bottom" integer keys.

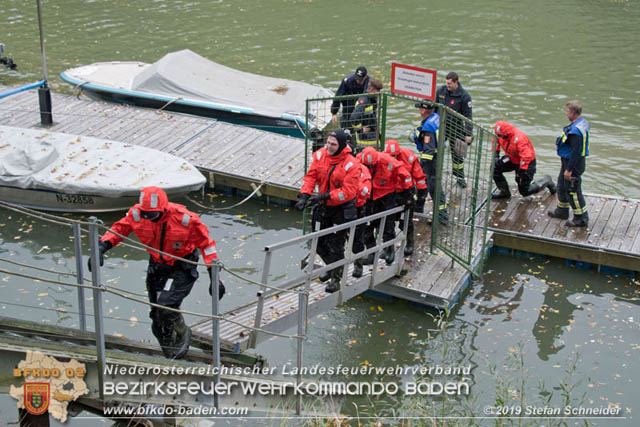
[{"left": 38, "top": 84, "right": 53, "bottom": 126}]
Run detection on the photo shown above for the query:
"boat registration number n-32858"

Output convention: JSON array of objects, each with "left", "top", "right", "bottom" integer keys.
[{"left": 55, "top": 194, "right": 95, "bottom": 205}]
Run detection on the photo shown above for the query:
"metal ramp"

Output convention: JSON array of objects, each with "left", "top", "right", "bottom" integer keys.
[
  {"left": 192, "top": 257, "right": 398, "bottom": 352},
  {"left": 191, "top": 206, "right": 410, "bottom": 352}
]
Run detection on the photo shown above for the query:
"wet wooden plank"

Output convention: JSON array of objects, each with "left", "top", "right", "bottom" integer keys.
[
  {"left": 608, "top": 200, "right": 638, "bottom": 251},
  {"left": 620, "top": 204, "right": 640, "bottom": 253},
  {"left": 584, "top": 197, "right": 616, "bottom": 246},
  {"left": 593, "top": 200, "right": 627, "bottom": 249}
]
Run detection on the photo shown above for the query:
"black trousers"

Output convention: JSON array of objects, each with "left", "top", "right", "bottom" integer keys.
[
  {"left": 494, "top": 157, "right": 538, "bottom": 196},
  {"left": 352, "top": 204, "right": 368, "bottom": 256},
  {"left": 362, "top": 193, "right": 396, "bottom": 248},
  {"left": 146, "top": 253, "right": 198, "bottom": 331},
  {"left": 313, "top": 201, "right": 356, "bottom": 266},
  {"left": 556, "top": 158, "right": 587, "bottom": 217},
  {"left": 420, "top": 157, "right": 447, "bottom": 213}
]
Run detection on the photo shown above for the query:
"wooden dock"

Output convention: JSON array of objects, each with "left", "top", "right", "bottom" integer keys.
[
  {"left": 2, "top": 86, "right": 638, "bottom": 329},
  {"left": 0, "top": 84, "right": 305, "bottom": 201},
  {"left": 488, "top": 190, "right": 640, "bottom": 272}
]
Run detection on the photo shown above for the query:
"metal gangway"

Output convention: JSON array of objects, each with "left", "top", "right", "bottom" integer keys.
[
  {"left": 191, "top": 205, "right": 409, "bottom": 351},
  {"left": 0, "top": 199, "right": 408, "bottom": 420}
]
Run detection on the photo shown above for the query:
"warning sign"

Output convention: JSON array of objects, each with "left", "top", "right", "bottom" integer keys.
[{"left": 390, "top": 63, "right": 437, "bottom": 100}]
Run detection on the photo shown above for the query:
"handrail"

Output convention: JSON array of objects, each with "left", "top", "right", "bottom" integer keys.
[
  {"left": 265, "top": 206, "right": 404, "bottom": 251},
  {"left": 0, "top": 80, "right": 46, "bottom": 99}
]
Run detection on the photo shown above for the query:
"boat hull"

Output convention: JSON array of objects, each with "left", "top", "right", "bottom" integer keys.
[
  {"left": 71, "top": 82, "right": 305, "bottom": 138},
  {"left": 0, "top": 185, "right": 196, "bottom": 213}
]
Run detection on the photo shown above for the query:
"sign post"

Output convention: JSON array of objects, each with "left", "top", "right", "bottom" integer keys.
[{"left": 390, "top": 62, "right": 437, "bottom": 100}]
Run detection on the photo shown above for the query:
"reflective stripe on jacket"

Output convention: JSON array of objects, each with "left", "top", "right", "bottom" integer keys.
[
  {"left": 300, "top": 146, "right": 359, "bottom": 206},
  {"left": 102, "top": 202, "right": 218, "bottom": 266}
]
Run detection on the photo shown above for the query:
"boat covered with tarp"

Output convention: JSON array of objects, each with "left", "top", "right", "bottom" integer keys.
[
  {"left": 61, "top": 49, "right": 333, "bottom": 138},
  {"left": 0, "top": 126, "right": 205, "bottom": 212}
]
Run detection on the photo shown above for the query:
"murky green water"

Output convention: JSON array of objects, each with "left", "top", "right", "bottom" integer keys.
[{"left": 1, "top": 0, "right": 639, "bottom": 424}]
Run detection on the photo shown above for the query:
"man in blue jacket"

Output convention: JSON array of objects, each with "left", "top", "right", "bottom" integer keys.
[
  {"left": 412, "top": 102, "right": 449, "bottom": 224},
  {"left": 330, "top": 66, "right": 369, "bottom": 130},
  {"left": 548, "top": 101, "right": 590, "bottom": 227}
]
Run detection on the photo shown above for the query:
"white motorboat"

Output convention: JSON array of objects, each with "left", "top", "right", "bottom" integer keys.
[{"left": 0, "top": 126, "right": 206, "bottom": 212}]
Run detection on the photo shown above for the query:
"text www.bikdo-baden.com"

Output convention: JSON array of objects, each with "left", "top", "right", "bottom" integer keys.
[{"left": 103, "top": 403, "right": 249, "bottom": 417}]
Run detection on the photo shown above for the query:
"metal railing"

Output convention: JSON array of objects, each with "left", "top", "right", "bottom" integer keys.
[
  {"left": 304, "top": 90, "right": 494, "bottom": 276},
  {"left": 0, "top": 199, "right": 408, "bottom": 415}
]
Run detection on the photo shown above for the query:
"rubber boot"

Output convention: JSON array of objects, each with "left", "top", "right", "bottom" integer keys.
[
  {"left": 172, "top": 315, "right": 192, "bottom": 360},
  {"left": 456, "top": 177, "right": 467, "bottom": 188},
  {"left": 543, "top": 175, "right": 557, "bottom": 195},
  {"left": 382, "top": 246, "right": 395, "bottom": 266},
  {"left": 361, "top": 252, "right": 375, "bottom": 265},
  {"left": 566, "top": 211, "right": 589, "bottom": 227},
  {"left": 319, "top": 271, "right": 331, "bottom": 282},
  {"left": 547, "top": 207, "right": 569, "bottom": 220},
  {"left": 325, "top": 267, "right": 343, "bottom": 293},
  {"left": 352, "top": 259, "right": 363, "bottom": 278},
  {"left": 404, "top": 232, "right": 414, "bottom": 256},
  {"left": 491, "top": 180, "right": 511, "bottom": 199},
  {"left": 526, "top": 175, "right": 555, "bottom": 196},
  {"left": 152, "top": 320, "right": 175, "bottom": 359}
]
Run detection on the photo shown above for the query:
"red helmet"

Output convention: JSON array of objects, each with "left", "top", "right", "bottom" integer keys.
[
  {"left": 138, "top": 186, "right": 168, "bottom": 212},
  {"left": 384, "top": 139, "right": 400, "bottom": 157},
  {"left": 359, "top": 147, "right": 379, "bottom": 166}
]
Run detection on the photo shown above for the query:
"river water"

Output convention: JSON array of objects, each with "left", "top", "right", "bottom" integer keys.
[{"left": 1, "top": 0, "right": 639, "bottom": 425}]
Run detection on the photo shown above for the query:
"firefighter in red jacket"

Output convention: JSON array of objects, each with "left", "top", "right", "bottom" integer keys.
[
  {"left": 358, "top": 147, "right": 412, "bottom": 265},
  {"left": 295, "top": 129, "right": 360, "bottom": 293},
  {"left": 90, "top": 186, "right": 222, "bottom": 360},
  {"left": 384, "top": 139, "right": 427, "bottom": 256},
  {"left": 492, "top": 121, "right": 556, "bottom": 199}
]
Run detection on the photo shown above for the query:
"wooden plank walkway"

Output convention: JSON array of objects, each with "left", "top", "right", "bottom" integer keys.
[{"left": 0, "top": 85, "right": 306, "bottom": 201}]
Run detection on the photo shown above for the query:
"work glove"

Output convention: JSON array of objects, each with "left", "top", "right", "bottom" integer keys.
[
  {"left": 415, "top": 189, "right": 427, "bottom": 213},
  {"left": 295, "top": 194, "right": 310, "bottom": 210},
  {"left": 308, "top": 192, "right": 330, "bottom": 205},
  {"left": 396, "top": 190, "right": 412, "bottom": 207},
  {"left": 87, "top": 241, "right": 112, "bottom": 272},
  {"left": 408, "top": 128, "right": 419, "bottom": 143},
  {"left": 207, "top": 267, "right": 226, "bottom": 300}
]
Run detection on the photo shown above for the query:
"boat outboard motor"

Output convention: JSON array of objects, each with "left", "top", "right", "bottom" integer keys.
[
  {"left": 309, "top": 127, "right": 325, "bottom": 153},
  {"left": 0, "top": 44, "right": 17, "bottom": 70}
]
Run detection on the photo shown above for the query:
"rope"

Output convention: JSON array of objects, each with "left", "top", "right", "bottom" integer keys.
[
  {"left": 0, "top": 200, "right": 310, "bottom": 296},
  {"left": 0, "top": 267, "right": 302, "bottom": 340},
  {"left": 0, "top": 300, "right": 153, "bottom": 326},
  {"left": 185, "top": 180, "right": 266, "bottom": 211},
  {"left": 156, "top": 97, "right": 183, "bottom": 113},
  {"left": 73, "top": 82, "right": 89, "bottom": 99},
  {"left": 0, "top": 256, "right": 83, "bottom": 280}
]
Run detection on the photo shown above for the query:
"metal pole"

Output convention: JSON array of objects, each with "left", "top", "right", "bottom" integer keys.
[
  {"left": 210, "top": 262, "right": 221, "bottom": 410},
  {"left": 250, "top": 250, "right": 272, "bottom": 349},
  {"left": 88, "top": 217, "right": 106, "bottom": 401},
  {"left": 35, "top": 0, "right": 52, "bottom": 126},
  {"left": 73, "top": 223, "right": 87, "bottom": 331},
  {"left": 295, "top": 283, "right": 308, "bottom": 415}
]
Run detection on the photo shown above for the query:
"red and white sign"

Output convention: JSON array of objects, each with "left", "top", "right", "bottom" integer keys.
[{"left": 390, "top": 63, "right": 437, "bottom": 100}]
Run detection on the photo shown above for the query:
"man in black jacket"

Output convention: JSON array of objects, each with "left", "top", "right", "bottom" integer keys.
[
  {"left": 435, "top": 71, "right": 473, "bottom": 188},
  {"left": 331, "top": 66, "right": 369, "bottom": 130}
]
